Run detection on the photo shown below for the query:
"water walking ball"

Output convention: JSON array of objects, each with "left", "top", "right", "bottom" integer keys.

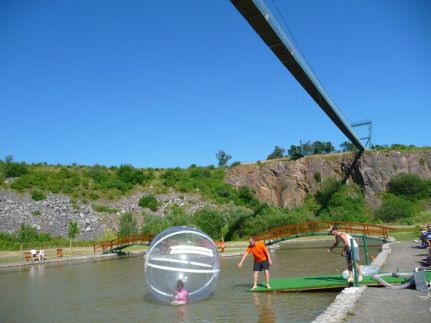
[{"left": 144, "top": 226, "right": 220, "bottom": 304}]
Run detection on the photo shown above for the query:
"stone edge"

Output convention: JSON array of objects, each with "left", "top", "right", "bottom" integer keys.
[{"left": 312, "top": 239, "right": 394, "bottom": 323}]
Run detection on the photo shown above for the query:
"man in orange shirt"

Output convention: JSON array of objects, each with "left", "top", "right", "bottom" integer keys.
[{"left": 238, "top": 236, "right": 272, "bottom": 289}]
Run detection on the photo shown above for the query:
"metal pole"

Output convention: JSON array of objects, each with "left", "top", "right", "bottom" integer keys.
[
  {"left": 350, "top": 237, "right": 359, "bottom": 287},
  {"left": 362, "top": 235, "right": 370, "bottom": 265}
]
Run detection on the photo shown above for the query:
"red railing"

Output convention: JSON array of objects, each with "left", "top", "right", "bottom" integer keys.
[
  {"left": 94, "top": 222, "right": 393, "bottom": 254},
  {"left": 94, "top": 234, "right": 154, "bottom": 253},
  {"left": 94, "top": 233, "right": 227, "bottom": 254},
  {"left": 256, "top": 221, "right": 391, "bottom": 243}
]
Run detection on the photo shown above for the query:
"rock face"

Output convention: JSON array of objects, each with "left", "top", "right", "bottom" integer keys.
[
  {"left": 0, "top": 150, "right": 429, "bottom": 239},
  {"left": 0, "top": 189, "right": 212, "bottom": 240},
  {"left": 0, "top": 190, "right": 106, "bottom": 240},
  {"left": 225, "top": 150, "right": 431, "bottom": 210}
]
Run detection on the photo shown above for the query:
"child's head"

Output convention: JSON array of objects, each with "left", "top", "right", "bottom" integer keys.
[{"left": 176, "top": 280, "right": 184, "bottom": 290}]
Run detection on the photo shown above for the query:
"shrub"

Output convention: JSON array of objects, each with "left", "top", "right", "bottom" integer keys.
[
  {"left": 165, "top": 206, "right": 193, "bottom": 227},
  {"left": 31, "top": 190, "right": 46, "bottom": 201},
  {"left": 194, "top": 208, "right": 227, "bottom": 239},
  {"left": 374, "top": 194, "right": 415, "bottom": 223},
  {"left": 238, "top": 205, "right": 292, "bottom": 238},
  {"left": 387, "top": 173, "right": 429, "bottom": 200},
  {"left": 316, "top": 178, "right": 341, "bottom": 207},
  {"left": 238, "top": 186, "right": 257, "bottom": 206},
  {"left": 92, "top": 204, "right": 120, "bottom": 213},
  {"left": 138, "top": 194, "right": 159, "bottom": 211},
  {"left": 141, "top": 214, "right": 169, "bottom": 235},
  {"left": 116, "top": 164, "right": 146, "bottom": 185},
  {"left": 319, "top": 185, "right": 368, "bottom": 222}
]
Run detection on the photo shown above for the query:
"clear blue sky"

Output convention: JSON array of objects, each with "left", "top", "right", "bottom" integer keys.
[{"left": 1, "top": 0, "right": 430, "bottom": 168}]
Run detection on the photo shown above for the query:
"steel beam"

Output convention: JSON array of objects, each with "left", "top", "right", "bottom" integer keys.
[{"left": 231, "top": 0, "right": 365, "bottom": 151}]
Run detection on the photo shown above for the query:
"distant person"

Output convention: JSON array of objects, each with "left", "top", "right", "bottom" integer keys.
[
  {"left": 328, "top": 225, "right": 363, "bottom": 283},
  {"left": 416, "top": 224, "right": 431, "bottom": 248},
  {"left": 30, "top": 249, "right": 37, "bottom": 260},
  {"left": 238, "top": 236, "right": 272, "bottom": 290},
  {"left": 171, "top": 280, "right": 189, "bottom": 305},
  {"left": 38, "top": 249, "right": 45, "bottom": 260}
]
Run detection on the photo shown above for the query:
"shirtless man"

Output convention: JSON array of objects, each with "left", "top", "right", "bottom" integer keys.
[{"left": 328, "top": 225, "right": 363, "bottom": 282}]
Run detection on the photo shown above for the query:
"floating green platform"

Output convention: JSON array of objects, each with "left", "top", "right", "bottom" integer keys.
[{"left": 248, "top": 272, "right": 431, "bottom": 292}]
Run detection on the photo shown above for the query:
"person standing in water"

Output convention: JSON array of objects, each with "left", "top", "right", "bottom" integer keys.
[
  {"left": 328, "top": 225, "right": 363, "bottom": 283},
  {"left": 238, "top": 236, "right": 272, "bottom": 290}
]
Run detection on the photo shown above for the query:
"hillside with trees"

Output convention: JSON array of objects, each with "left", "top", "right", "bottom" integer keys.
[{"left": 0, "top": 145, "right": 430, "bottom": 249}]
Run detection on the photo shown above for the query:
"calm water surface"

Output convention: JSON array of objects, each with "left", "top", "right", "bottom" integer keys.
[{"left": 0, "top": 241, "right": 381, "bottom": 322}]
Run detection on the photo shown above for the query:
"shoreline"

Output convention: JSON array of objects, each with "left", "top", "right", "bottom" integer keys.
[
  {"left": 312, "top": 239, "right": 394, "bottom": 323},
  {"left": 0, "top": 237, "right": 338, "bottom": 269}
]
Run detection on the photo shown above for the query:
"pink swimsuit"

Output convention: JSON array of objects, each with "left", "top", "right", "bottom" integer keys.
[{"left": 175, "top": 289, "right": 189, "bottom": 302}]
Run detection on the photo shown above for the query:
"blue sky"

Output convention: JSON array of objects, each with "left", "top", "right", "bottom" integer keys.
[{"left": 1, "top": 0, "right": 430, "bottom": 168}]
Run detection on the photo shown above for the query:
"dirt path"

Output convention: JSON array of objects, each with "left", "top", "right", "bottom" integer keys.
[{"left": 346, "top": 241, "right": 430, "bottom": 323}]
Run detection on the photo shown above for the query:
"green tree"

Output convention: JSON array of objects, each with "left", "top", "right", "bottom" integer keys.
[
  {"left": 165, "top": 206, "right": 193, "bottom": 227},
  {"left": 215, "top": 150, "right": 232, "bottom": 167},
  {"left": 67, "top": 220, "right": 79, "bottom": 251},
  {"left": 118, "top": 212, "right": 138, "bottom": 237},
  {"left": 309, "top": 141, "right": 335, "bottom": 154},
  {"left": 194, "top": 208, "right": 227, "bottom": 239},
  {"left": 267, "top": 146, "right": 285, "bottom": 160},
  {"left": 116, "top": 164, "right": 145, "bottom": 185},
  {"left": 340, "top": 141, "right": 357, "bottom": 152},
  {"left": 3, "top": 155, "right": 28, "bottom": 178},
  {"left": 371, "top": 144, "right": 389, "bottom": 150},
  {"left": 18, "top": 224, "right": 38, "bottom": 244},
  {"left": 287, "top": 145, "right": 303, "bottom": 160}
]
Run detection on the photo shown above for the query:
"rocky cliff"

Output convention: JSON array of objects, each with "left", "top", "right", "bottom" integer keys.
[
  {"left": 225, "top": 150, "right": 431, "bottom": 210},
  {"left": 1, "top": 149, "right": 430, "bottom": 240},
  {"left": 0, "top": 189, "right": 211, "bottom": 240}
]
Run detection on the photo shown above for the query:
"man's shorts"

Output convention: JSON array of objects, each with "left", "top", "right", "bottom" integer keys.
[
  {"left": 346, "top": 247, "right": 360, "bottom": 262},
  {"left": 253, "top": 260, "right": 269, "bottom": 271}
]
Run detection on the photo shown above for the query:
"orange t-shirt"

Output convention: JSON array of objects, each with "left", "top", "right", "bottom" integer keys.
[{"left": 246, "top": 241, "right": 268, "bottom": 262}]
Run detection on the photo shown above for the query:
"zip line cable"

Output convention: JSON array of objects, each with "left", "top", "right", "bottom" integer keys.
[
  {"left": 269, "top": 0, "right": 353, "bottom": 126},
  {"left": 0, "top": 38, "right": 285, "bottom": 137}
]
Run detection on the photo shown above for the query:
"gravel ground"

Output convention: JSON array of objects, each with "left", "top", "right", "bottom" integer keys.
[{"left": 346, "top": 241, "right": 431, "bottom": 323}]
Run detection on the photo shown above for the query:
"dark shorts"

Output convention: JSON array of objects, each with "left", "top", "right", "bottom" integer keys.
[
  {"left": 346, "top": 247, "right": 360, "bottom": 262},
  {"left": 253, "top": 260, "right": 269, "bottom": 272}
]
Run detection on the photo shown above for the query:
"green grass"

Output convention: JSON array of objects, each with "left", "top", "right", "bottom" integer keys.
[{"left": 389, "top": 229, "right": 419, "bottom": 241}]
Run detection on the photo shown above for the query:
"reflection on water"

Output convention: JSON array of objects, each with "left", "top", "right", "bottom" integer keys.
[
  {"left": 175, "top": 304, "right": 188, "bottom": 321},
  {"left": 254, "top": 293, "right": 276, "bottom": 323},
  {"left": 0, "top": 241, "right": 381, "bottom": 322}
]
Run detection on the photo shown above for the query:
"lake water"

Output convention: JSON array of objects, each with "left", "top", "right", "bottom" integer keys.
[{"left": 0, "top": 241, "right": 382, "bottom": 322}]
